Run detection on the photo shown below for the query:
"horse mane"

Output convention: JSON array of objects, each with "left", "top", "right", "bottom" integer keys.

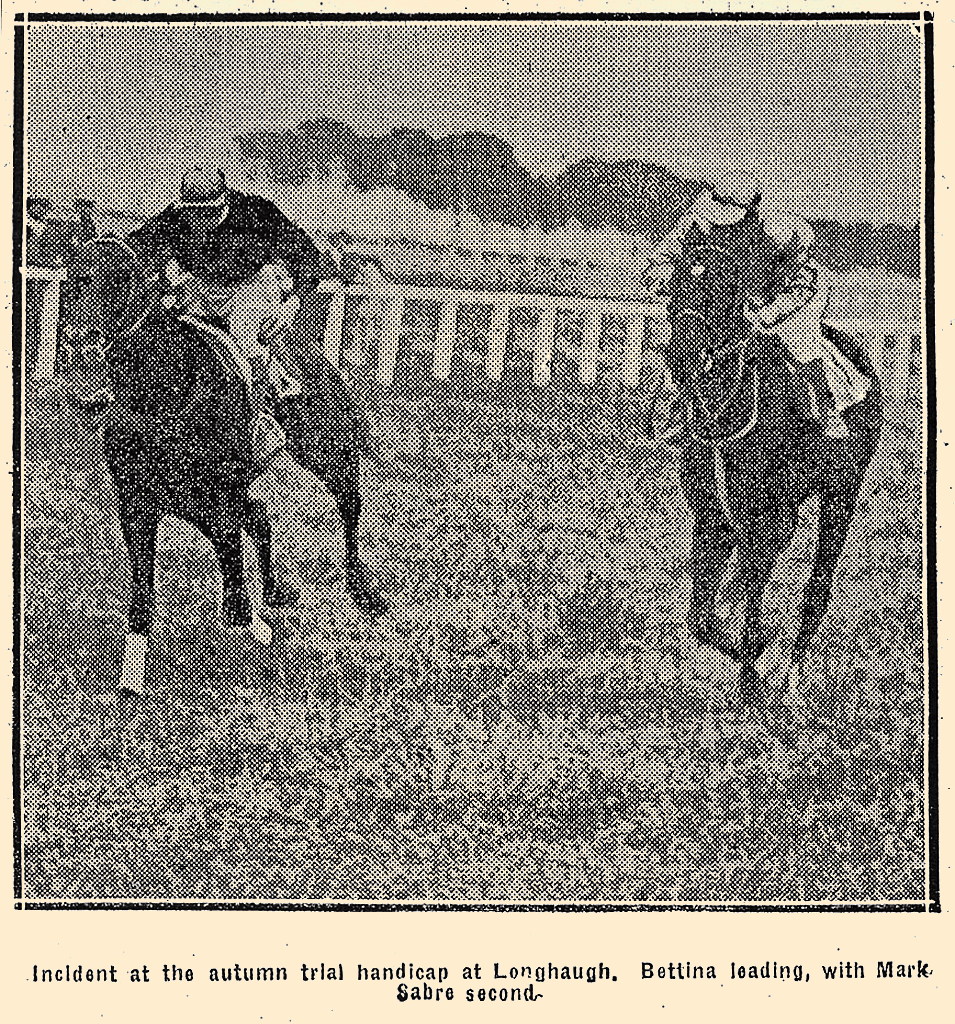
[{"left": 705, "top": 213, "right": 786, "bottom": 305}]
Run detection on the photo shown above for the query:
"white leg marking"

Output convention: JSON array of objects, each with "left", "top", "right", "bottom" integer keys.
[
  {"left": 249, "top": 614, "right": 273, "bottom": 646},
  {"left": 120, "top": 633, "right": 147, "bottom": 695}
]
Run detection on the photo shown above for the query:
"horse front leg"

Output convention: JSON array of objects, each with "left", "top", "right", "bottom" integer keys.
[
  {"left": 689, "top": 510, "right": 740, "bottom": 661},
  {"left": 106, "top": 409, "right": 161, "bottom": 697},
  {"left": 682, "top": 448, "right": 739, "bottom": 660},
  {"left": 737, "top": 517, "right": 791, "bottom": 707},
  {"left": 242, "top": 494, "right": 300, "bottom": 609},
  {"left": 118, "top": 511, "right": 158, "bottom": 696}
]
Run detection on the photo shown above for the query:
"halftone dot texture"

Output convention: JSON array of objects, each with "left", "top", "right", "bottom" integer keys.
[{"left": 21, "top": 18, "right": 926, "bottom": 905}]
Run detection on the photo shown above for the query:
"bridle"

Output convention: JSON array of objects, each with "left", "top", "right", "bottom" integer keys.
[
  {"left": 68, "top": 238, "right": 208, "bottom": 424},
  {"left": 669, "top": 238, "right": 768, "bottom": 532},
  {"left": 82, "top": 236, "right": 156, "bottom": 344},
  {"left": 670, "top": 240, "right": 756, "bottom": 437}
]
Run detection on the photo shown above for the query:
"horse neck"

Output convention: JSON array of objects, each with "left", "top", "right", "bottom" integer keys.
[
  {"left": 716, "top": 305, "right": 748, "bottom": 350},
  {"left": 108, "top": 308, "right": 191, "bottom": 402},
  {"left": 748, "top": 332, "right": 802, "bottom": 440}
]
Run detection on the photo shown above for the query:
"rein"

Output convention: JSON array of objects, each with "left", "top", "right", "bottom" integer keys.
[
  {"left": 674, "top": 307, "right": 752, "bottom": 443},
  {"left": 670, "top": 237, "right": 762, "bottom": 447},
  {"left": 77, "top": 239, "right": 209, "bottom": 425},
  {"left": 78, "top": 237, "right": 154, "bottom": 355}
]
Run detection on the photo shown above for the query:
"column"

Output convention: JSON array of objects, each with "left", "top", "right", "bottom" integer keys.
[
  {"left": 485, "top": 303, "right": 510, "bottom": 382},
  {"left": 377, "top": 294, "right": 405, "bottom": 386},
  {"left": 621, "top": 310, "right": 646, "bottom": 387},
  {"left": 432, "top": 298, "right": 458, "bottom": 380},
  {"left": 534, "top": 307, "right": 557, "bottom": 386},
  {"left": 34, "top": 276, "right": 62, "bottom": 379},
  {"left": 322, "top": 288, "right": 347, "bottom": 369},
  {"left": 579, "top": 305, "right": 602, "bottom": 385}
]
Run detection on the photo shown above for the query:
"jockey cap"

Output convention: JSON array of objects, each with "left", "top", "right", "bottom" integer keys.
[
  {"left": 177, "top": 167, "right": 229, "bottom": 209},
  {"left": 706, "top": 169, "right": 762, "bottom": 211},
  {"left": 759, "top": 201, "right": 815, "bottom": 256}
]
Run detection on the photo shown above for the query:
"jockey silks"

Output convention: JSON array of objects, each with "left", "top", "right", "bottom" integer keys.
[{"left": 128, "top": 189, "right": 338, "bottom": 295}]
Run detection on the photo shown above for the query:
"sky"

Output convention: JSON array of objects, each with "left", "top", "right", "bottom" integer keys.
[{"left": 24, "top": 19, "right": 924, "bottom": 226}]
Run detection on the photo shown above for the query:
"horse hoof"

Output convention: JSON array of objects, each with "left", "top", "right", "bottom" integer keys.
[
  {"left": 119, "top": 633, "right": 147, "bottom": 696},
  {"left": 349, "top": 586, "right": 390, "bottom": 618},
  {"left": 223, "top": 591, "right": 253, "bottom": 628},
  {"left": 346, "top": 564, "right": 389, "bottom": 617},
  {"left": 264, "top": 581, "right": 301, "bottom": 609}
]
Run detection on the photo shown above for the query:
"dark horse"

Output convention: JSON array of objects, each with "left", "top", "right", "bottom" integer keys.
[
  {"left": 664, "top": 208, "right": 883, "bottom": 703},
  {"left": 63, "top": 237, "right": 388, "bottom": 695}
]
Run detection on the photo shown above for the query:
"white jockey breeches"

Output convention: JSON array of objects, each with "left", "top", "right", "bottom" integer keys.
[{"left": 223, "top": 262, "right": 296, "bottom": 371}]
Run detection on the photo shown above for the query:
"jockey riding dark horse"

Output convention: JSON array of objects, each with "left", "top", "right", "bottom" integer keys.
[
  {"left": 65, "top": 168, "right": 388, "bottom": 695},
  {"left": 647, "top": 172, "right": 871, "bottom": 441},
  {"left": 653, "top": 176, "right": 883, "bottom": 705},
  {"left": 127, "top": 167, "right": 334, "bottom": 466}
]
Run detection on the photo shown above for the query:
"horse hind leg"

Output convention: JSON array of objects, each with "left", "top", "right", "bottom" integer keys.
[
  {"left": 790, "top": 483, "right": 858, "bottom": 670},
  {"left": 280, "top": 373, "right": 388, "bottom": 617},
  {"left": 199, "top": 522, "right": 253, "bottom": 630},
  {"left": 327, "top": 459, "right": 389, "bottom": 618}
]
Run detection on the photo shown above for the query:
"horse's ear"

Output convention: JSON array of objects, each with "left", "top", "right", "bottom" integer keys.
[{"left": 741, "top": 197, "right": 761, "bottom": 224}]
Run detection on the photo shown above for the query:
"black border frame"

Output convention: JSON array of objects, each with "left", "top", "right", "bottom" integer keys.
[{"left": 12, "top": 9, "right": 938, "bottom": 914}]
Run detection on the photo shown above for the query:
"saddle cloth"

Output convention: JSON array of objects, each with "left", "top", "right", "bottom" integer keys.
[
  {"left": 823, "top": 333, "right": 871, "bottom": 414},
  {"left": 787, "top": 330, "right": 870, "bottom": 417}
]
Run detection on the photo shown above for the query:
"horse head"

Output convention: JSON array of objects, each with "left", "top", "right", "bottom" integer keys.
[
  {"left": 61, "top": 236, "right": 152, "bottom": 371},
  {"left": 665, "top": 208, "right": 782, "bottom": 430}
]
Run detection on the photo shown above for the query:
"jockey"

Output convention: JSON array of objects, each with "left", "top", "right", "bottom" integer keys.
[
  {"left": 127, "top": 167, "right": 341, "bottom": 466},
  {"left": 647, "top": 171, "right": 863, "bottom": 441}
]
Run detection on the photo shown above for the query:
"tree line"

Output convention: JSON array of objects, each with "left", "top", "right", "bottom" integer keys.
[{"left": 233, "top": 120, "right": 920, "bottom": 278}]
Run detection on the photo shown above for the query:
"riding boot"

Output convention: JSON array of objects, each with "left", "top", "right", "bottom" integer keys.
[
  {"left": 267, "top": 354, "right": 304, "bottom": 401},
  {"left": 802, "top": 358, "right": 850, "bottom": 439},
  {"left": 266, "top": 333, "right": 302, "bottom": 401}
]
